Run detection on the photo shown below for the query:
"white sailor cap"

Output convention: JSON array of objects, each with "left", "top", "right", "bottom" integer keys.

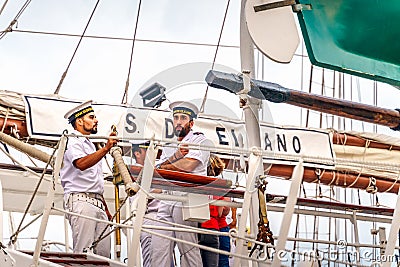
[
  {"left": 169, "top": 101, "right": 199, "bottom": 119},
  {"left": 64, "top": 100, "right": 94, "bottom": 124}
]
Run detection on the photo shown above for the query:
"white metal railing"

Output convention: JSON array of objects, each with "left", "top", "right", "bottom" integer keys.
[
  {"left": 1, "top": 132, "right": 399, "bottom": 266},
  {"left": 64, "top": 133, "right": 400, "bottom": 174}
]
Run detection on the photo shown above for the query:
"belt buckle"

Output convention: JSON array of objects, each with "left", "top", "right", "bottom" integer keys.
[{"left": 88, "top": 192, "right": 101, "bottom": 200}]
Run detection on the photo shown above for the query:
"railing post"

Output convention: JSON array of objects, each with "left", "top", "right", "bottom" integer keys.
[
  {"left": 128, "top": 140, "right": 157, "bottom": 267},
  {"left": 382, "top": 186, "right": 400, "bottom": 267},
  {"left": 32, "top": 134, "right": 67, "bottom": 266},
  {"left": 64, "top": 216, "right": 70, "bottom": 252},
  {"left": 271, "top": 160, "right": 304, "bottom": 267}
]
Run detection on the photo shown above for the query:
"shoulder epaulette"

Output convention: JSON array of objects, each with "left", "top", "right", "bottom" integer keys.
[{"left": 193, "top": 132, "right": 204, "bottom": 135}]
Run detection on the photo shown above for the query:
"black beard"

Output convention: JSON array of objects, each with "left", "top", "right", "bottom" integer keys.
[
  {"left": 84, "top": 125, "right": 97, "bottom": 134},
  {"left": 174, "top": 127, "right": 188, "bottom": 137}
]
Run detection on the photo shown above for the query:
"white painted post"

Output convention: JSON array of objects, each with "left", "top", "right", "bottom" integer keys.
[
  {"left": 272, "top": 160, "right": 304, "bottom": 267},
  {"left": 32, "top": 135, "right": 67, "bottom": 266},
  {"left": 351, "top": 211, "right": 360, "bottom": 258},
  {"left": 382, "top": 187, "right": 400, "bottom": 267},
  {"left": 64, "top": 217, "right": 70, "bottom": 252},
  {"left": 233, "top": 1, "right": 264, "bottom": 266},
  {"left": 128, "top": 141, "right": 157, "bottom": 267}
]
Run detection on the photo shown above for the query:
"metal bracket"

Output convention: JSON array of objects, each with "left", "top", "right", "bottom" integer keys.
[
  {"left": 254, "top": 0, "right": 296, "bottom": 12},
  {"left": 292, "top": 4, "right": 312, "bottom": 13},
  {"left": 10, "top": 123, "right": 20, "bottom": 139},
  {"left": 255, "top": 174, "right": 268, "bottom": 188},
  {"left": 390, "top": 108, "right": 400, "bottom": 131}
]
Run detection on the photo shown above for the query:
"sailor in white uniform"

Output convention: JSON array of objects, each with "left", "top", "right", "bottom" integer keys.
[
  {"left": 60, "top": 101, "right": 117, "bottom": 257},
  {"left": 152, "top": 101, "right": 210, "bottom": 267}
]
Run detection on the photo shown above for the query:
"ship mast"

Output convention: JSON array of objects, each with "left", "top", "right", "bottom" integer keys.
[{"left": 233, "top": 1, "right": 263, "bottom": 266}]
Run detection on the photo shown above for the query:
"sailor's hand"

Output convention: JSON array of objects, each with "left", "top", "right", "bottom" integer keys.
[
  {"left": 105, "top": 131, "right": 118, "bottom": 150},
  {"left": 175, "top": 144, "right": 189, "bottom": 159}
]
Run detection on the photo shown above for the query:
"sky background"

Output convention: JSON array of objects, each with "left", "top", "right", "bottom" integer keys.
[
  {"left": 1, "top": 0, "right": 400, "bottom": 264},
  {"left": 1, "top": 0, "right": 400, "bottom": 133}
]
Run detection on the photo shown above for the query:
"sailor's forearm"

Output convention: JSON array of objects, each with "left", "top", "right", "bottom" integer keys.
[
  {"left": 159, "top": 158, "right": 199, "bottom": 172},
  {"left": 74, "top": 146, "right": 108, "bottom": 171}
]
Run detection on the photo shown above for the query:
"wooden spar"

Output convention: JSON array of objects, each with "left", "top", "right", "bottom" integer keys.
[
  {"left": 206, "top": 70, "right": 400, "bottom": 130},
  {"left": 0, "top": 117, "right": 29, "bottom": 137},
  {"left": 128, "top": 165, "right": 239, "bottom": 198},
  {"left": 129, "top": 162, "right": 399, "bottom": 195},
  {"left": 150, "top": 179, "right": 244, "bottom": 198},
  {"left": 128, "top": 165, "right": 395, "bottom": 216},
  {"left": 220, "top": 159, "right": 400, "bottom": 194},
  {"left": 267, "top": 164, "right": 400, "bottom": 194},
  {"left": 332, "top": 131, "right": 400, "bottom": 151},
  {"left": 129, "top": 165, "right": 233, "bottom": 188}
]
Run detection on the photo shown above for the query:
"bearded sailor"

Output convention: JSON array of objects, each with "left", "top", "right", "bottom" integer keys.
[
  {"left": 60, "top": 101, "right": 117, "bottom": 257},
  {"left": 152, "top": 101, "right": 211, "bottom": 267}
]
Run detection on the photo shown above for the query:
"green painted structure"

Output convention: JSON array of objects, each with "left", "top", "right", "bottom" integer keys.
[{"left": 297, "top": 0, "right": 400, "bottom": 86}]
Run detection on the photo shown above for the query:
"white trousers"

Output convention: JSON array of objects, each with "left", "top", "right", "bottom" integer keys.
[
  {"left": 141, "top": 215, "right": 156, "bottom": 267},
  {"left": 151, "top": 202, "right": 202, "bottom": 267},
  {"left": 65, "top": 198, "right": 111, "bottom": 257}
]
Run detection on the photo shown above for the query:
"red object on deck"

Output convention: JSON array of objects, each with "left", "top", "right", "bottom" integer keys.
[{"left": 0, "top": 117, "right": 28, "bottom": 137}]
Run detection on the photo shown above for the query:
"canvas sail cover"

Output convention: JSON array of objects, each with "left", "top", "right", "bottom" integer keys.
[
  {"left": 297, "top": 0, "right": 400, "bottom": 86},
  {"left": 0, "top": 90, "right": 25, "bottom": 120}
]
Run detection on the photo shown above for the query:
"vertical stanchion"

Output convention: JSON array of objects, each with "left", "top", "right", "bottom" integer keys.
[
  {"left": 271, "top": 160, "right": 304, "bottom": 267},
  {"left": 64, "top": 217, "right": 70, "bottom": 252},
  {"left": 128, "top": 141, "right": 157, "bottom": 267},
  {"left": 382, "top": 187, "right": 400, "bottom": 267},
  {"left": 32, "top": 134, "right": 67, "bottom": 266}
]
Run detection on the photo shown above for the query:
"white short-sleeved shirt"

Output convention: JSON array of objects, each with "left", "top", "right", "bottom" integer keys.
[
  {"left": 60, "top": 130, "right": 104, "bottom": 195},
  {"left": 160, "top": 131, "right": 210, "bottom": 176}
]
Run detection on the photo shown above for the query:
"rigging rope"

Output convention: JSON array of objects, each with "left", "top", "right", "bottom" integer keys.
[
  {"left": 305, "top": 65, "right": 313, "bottom": 127},
  {"left": 5, "top": 29, "right": 240, "bottom": 49},
  {"left": 53, "top": 0, "right": 101, "bottom": 95},
  {"left": 199, "top": 0, "right": 231, "bottom": 113},
  {"left": 0, "top": 0, "right": 9, "bottom": 16},
  {"left": 373, "top": 80, "right": 378, "bottom": 133},
  {"left": 91, "top": 194, "right": 130, "bottom": 250},
  {"left": 355, "top": 77, "right": 365, "bottom": 132},
  {"left": 121, "top": 0, "right": 142, "bottom": 104},
  {"left": 8, "top": 140, "right": 58, "bottom": 245},
  {"left": 319, "top": 68, "right": 325, "bottom": 128},
  {"left": 0, "top": 0, "right": 31, "bottom": 40}
]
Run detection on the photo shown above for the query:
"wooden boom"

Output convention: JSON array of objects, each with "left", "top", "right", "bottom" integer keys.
[
  {"left": 206, "top": 70, "right": 400, "bottom": 130},
  {"left": 128, "top": 163, "right": 400, "bottom": 195}
]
